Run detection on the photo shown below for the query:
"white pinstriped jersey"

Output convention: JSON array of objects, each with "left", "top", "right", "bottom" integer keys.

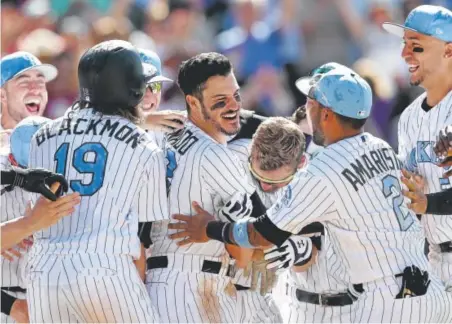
[
  {"left": 229, "top": 139, "right": 351, "bottom": 293},
  {"left": 146, "top": 130, "right": 165, "bottom": 149},
  {"left": 0, "top": 153, "right": 29, "bottom": 288},
  {"left": 150, "top": 122, "right": 254, "bottom": 258},
  {"left": 398, "top": 91, "right": 452, "bottom": 244},
  {"left": 27, "top": 108, "right": 168, "bottom": 259},
  {"left": 266, "top": 133, "right": 428, "bottom": 284}
]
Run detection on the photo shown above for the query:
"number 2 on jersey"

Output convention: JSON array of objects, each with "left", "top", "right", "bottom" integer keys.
[
  {"left": 382, "top": 175, "right": 414, "bottom": 231},
  {"left": 55, "top": 142, "right": 108, "bottom": 196}
]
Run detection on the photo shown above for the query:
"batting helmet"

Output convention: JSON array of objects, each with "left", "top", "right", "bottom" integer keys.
[{"left": 78, "top": 40, "right": 146, "bottom": 113}]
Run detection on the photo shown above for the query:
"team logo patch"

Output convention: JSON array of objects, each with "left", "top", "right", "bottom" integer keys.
[{"left": 272, "top": 185, "right": 292, "bottom": 213}]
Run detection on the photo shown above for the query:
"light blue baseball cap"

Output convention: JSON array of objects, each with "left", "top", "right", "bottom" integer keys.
[
  {"left": 138, "top": 48, "right": 173, "bottom": 84},
  {"left": 382, "top": 5, "right": 452, "bottom": 42},
  {"left": 296, "top": 68, "right": 373, "bottom": 120},
  {"left": 10, "top": 116, "right": 50, "bottom": 167},
  {"left": 1, "top": 51, "right": 58, "bottom": 87}
]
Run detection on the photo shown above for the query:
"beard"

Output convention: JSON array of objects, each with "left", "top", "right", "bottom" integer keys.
[
  {"left": 312, "top": 129, "right": 325, "bottom": 146},
  {"left": 200, "top": 101, "right": 240, "bottom": 136}
]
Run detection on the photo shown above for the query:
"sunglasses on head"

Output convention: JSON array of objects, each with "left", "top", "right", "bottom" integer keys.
[{"left": 147, "top": 81, "right": 162, "bottom": 94}]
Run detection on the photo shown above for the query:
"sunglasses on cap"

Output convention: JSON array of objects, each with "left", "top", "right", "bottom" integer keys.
[
  {"left": 147, "top": 81, "right": 162, "bottom": 94},
  {"left": 247, "top": 157, "right": 297, "bottom": 185}
]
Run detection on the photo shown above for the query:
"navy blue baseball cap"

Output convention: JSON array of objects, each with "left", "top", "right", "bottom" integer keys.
[
  {"left": 1, "top": 51, "right": 58, "bottom": 87},
  {"left": 296, "top": 68, "right": 373, "bottom": 120},
  {"left": 138, "top": 48, "right": 172, "bottom": 84},
  {"left": 383, "top": 5, "right": 452, "bottom": 42}
]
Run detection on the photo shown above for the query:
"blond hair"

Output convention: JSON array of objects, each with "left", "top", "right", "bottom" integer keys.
[{"left": 251, "top": 117, "right": 305, "bottom": 171}]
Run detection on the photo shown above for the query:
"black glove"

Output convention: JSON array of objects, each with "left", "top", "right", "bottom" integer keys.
[
  {"left": 395, "top": 265, "right": 431, "bottom": 299},
  {"left": 10, "top": 166, "right": 68, "bottom": 201}
]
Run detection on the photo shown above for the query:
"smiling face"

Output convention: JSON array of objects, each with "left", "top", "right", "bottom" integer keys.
[
  {"left": 1, "top": 69, "right": 48, "bottom": 128},
  {"left": 189, "top": 72, "right": 242, "bottom": 137},
  {"left": 401, "top": 30, "right": 451, "bottom": 88},
  {"left": 138, "top": 85, "right": 162, "bottom": 114}
]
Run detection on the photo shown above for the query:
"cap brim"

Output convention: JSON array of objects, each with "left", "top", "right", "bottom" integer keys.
[
  {"left": 382, "top": 22, "right": 418, "bottom": 38},
  {"left": 146, "top": 75, "right": 173, "bottom": 83},
  {"left": 14, "top": 64, "right": 58, "bottom": 83},
  {"left": 295, "top": 77, "right": 313, "bottom": 97}
]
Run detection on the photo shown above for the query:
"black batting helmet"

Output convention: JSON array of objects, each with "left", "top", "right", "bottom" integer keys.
[{"left": 78, "top": 40, "right": 146, "bottom": 115}]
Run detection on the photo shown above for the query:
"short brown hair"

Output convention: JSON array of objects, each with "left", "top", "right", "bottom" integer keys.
[{"left": 251, "top": 117, "right": 305, "bottom": 171}]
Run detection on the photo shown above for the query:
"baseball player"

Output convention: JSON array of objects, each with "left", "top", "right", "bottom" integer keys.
[
  {"left": 228, "top": 117, "right": 308, "bottom": 323},
  {"left": 383, "top": 5, "right": 452, "bottom": 289},
  {"left": 265, "top": 63, "right": 360, "bottom": 324},
  {"left": 26, "top": 40, "right": 166, "bottom": 323},
  {"left": 146, "top": 52, "right": 277, "bottom": 323},
  {"left": 170, "top": 67, "right": 452, "bottom": 323},
  {"left": 0, "top": 52, "right": 57, "bottom": 131},
  {"left": 1, "top": 116, "right": 51, "bottom": 323},
  {"left": 138, "top": 49, "right": 186, "bottom": 147}
]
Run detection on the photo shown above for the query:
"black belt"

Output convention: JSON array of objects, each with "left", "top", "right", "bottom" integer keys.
[
  {"left": 234, "top": 284, "right": 250, "bottom": 291},
  {"left": 147, "top": 256, "right": 233, "bottom": 276},
  {"left": 439, "top": 241, "right": 452, "bottom": 253},
  {"left": 1, "top": 287, "right": 26, "bottom": 294},
  {"left": 294, "top": 288, "right": 357, "bottom": 307}
]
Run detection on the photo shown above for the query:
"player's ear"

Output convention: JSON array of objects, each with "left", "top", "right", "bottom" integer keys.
[
  {"left": 444, "top": 43, "right": 452, "bottom": 59},
  {"left": 297, "top": 154, "right": 306, "bottom": 169},
  {"left": 186, "top": 94, "right": 200, "bottom": 112},
  {"left": 0, "top": 87, "right": 7, "bottom": 105}
]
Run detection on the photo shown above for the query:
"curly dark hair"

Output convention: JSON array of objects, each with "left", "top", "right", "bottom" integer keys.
[{"left": 177, "top": 52, "right": 232, "bottom": 111}]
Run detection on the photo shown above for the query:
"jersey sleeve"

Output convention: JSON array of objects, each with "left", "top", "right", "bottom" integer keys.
[
  {"left": 201, "top": 145, "right": 255, "bottom": 202},
  {"left": 265, "top": 170, "right": 336, "bottom": 235},
  {"left": 136, "top": 147, "right": 169, "bottom": 222},
  {"left": 227, "top": 139, "right": 251, "bottom": 166}
]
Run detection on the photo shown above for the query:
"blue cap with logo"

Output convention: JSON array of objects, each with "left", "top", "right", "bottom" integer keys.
[
  {"left": 382, "top": 5, "right": 452, "bottom": 42},
  {"left": 296, "top": 66, "right": 373, "bottom": 120},
  {"left": 10, "top": 116, "right": 50, "bottom": 167},
  {"left": 138, "top": 48, "right": 173, "bottom": 84},
  {"left": 1, "top": 51, "right": 58, "bottom": 87}
]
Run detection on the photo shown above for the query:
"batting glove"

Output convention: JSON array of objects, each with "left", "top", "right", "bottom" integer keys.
[
  {"left": 219, "top": 192, "right": 252, "bottom": 222},
  {"left": 11, "top": 166, "right": 68, "bottom": 201},
  {"left": 264, "top": 235, "right": 313, "bottom": 274}
]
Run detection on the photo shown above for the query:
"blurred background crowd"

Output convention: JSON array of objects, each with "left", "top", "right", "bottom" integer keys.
[{"left": 2, "top": 0, "right": 451, "bottom": 149}]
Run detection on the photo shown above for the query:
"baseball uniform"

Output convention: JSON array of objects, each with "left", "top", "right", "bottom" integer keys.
[
  {"left": 230, "top": 139, "right": 359, "bottom": 323},
  {"left": 260, "top": 132, "right": 452, "bottom": 323},
  {"left": 0, "top": 153, "right": 28, "bottom": 323},
  {"left": 398, "top": 91, "right": 452, "bottom": 288},
  {"left": 146, "top": 122, "right": 256, "bottom": 323},
  {"left": 228, "top": 138, "right": 283, "bottom": 323},
  {"left": 26, "top": 108, "right": 167, "bottom": 323}
]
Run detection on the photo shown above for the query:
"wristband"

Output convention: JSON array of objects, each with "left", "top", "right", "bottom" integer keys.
[
  {"left": 206, "top": 221, "right": 227, "bottom": 243},
  {"left": 232, "top": 219, "right": 254, "bottom": 248},
  {"left": 222, "top": 223, "right": 234, "bottom": 244}
]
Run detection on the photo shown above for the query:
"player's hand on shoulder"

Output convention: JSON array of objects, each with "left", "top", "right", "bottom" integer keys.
[
  {"left": 401, "top": 169, "right": 427, "bottom": 214},
  {"left": 10, "top": 298, "right": 29, "bottom": 323},
  {"left": 29, "top": 183, "right": 81, "bottom": 231},
  {"left": 141, "top": 110, "right": 186, "bottom": 133},
  {"left": 219, "top": 192, "right": 252, "bottom": 222},
  {"left": 264, "top": 235, "right": 313, "bottom": 274}
]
